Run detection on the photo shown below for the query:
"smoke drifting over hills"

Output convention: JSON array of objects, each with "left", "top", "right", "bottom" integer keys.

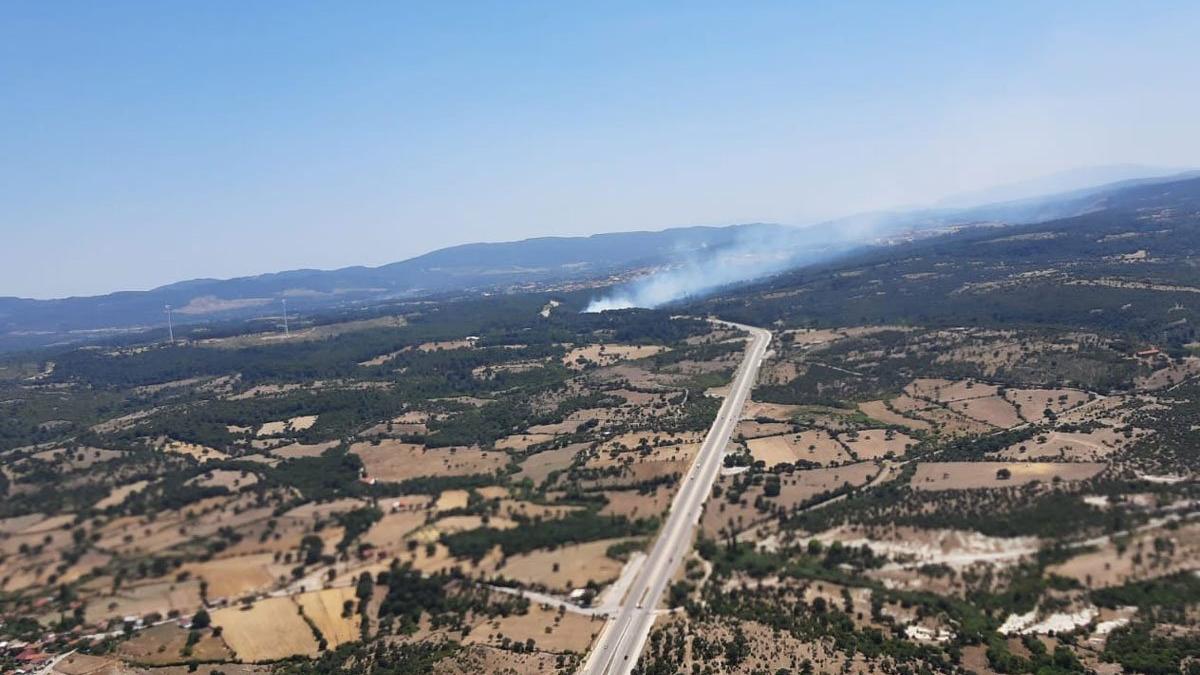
[
  {"left": 582, "top": 166, "right": 1200, "bottom": 313},
  {"left": 583, "top": 223, "right": 856, "bottom": 312}
]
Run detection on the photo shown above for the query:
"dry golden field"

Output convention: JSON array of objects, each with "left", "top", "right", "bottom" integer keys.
[
  {"left": 161, "top": 439, "right": 229, "bottom": 462},
  {"left": 84, "top": 579, "right": 204, "bottom": 625},
  {"left": 599, "top": 488, "right": 672, "bottom": 519},
  {"left": 840, "top": 429, "right": 915, "bottom": 460},
  {"left": 947, "top": 395, "right": 1023, "bottom": 428},
  {"left": 213, "top": 597, "right": 321, "bottom": 661},
  {"left": 994, "top": 427, "right": 1145, "bottom": 461},
  {"left": 362, "top": 511, "right": 428, "bottom": 549},
  {"left": 562, "top": 344, "right": 667, "bottom": 369},
  {"left": 272, "top": 440, "right": 339, "bottom": 459},
  {"left": 465, "top": 603, "right": 602, "bottom": 653},
  {"left": 94, "top": 479, "right": 151, "bottom": 509},
  {"left": 352, "top": 440, "right": 509, "bottom": 482},
  {"left": 857, "top": 400, "right": 932, "bottom": 431},
  {"left": 746, "top": 430, "right": 852, "bottom": 467},
  {"left": 703, "top": 463, "right": 879, "bottom": 538},
  {"left": 435, "top": 489, "right": 470, "bottom": 511},
  {"left": 493, "top": 538, "right": 631, "bottom": 592},
  {"left": 1047, "top": 521, "right": 1200, "bottom": 588},
  {"left": 494, "top": 432, "right": 556, "bottom": 451},
  {"left": 117, "top": 622, "right": 233, "bottom": 665},
  {"left": 179, "top": 553, "right": 289, "bottom": 600},
  {"left": 295, "top": 587, "right": 361, "bottom": 647},
  {"left": 910, "top": 462, "right": 1106, "bottom": 490}
]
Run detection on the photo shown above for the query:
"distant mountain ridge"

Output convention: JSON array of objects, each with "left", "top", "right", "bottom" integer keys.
[
  {"left": 2, "top": 168, "right": 1196, "bottom": 351},
  {"left": 0, "top": 224, "right": 792, "bottom": 348}
]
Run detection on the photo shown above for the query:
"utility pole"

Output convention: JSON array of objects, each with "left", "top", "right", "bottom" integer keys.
[{"left": 165, "top": 305, "right": 175, "bottom": 344}]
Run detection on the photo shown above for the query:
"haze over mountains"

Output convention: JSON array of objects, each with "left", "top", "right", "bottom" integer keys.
[
  {"left": 1, "top": 166, "right": 1194, "bottom": 352},
  {"left": 933, "top": 163, "right": 1192, "bottom": 208}
]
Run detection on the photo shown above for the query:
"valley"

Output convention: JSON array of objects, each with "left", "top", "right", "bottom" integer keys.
[{"left": 2, "top": 175, "right": 1200, "bottom": 673}]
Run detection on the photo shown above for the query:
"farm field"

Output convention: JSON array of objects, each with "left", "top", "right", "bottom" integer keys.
[
  {"left": 213, "top": 597, "right": 321, "bottom": 661},
  {"left": 465, "top": 603, "right": 602, "bottom": 653},
  {"left": 8, "top": 178, "right": 1200, "bottom": 673},
  {"left": 117, "top": 622, "right": 233, "bottom": 665},
  {"left": 562, "top": 344, "right": 667, "bottom": 369},
  {"left": 857, "top": 399, "right": 932, "bottom": 431},
  {"left": 910, "top": 461, "right": 1106, "bottom": 490},
  {"left": 351, "top": 440, "right": 510, "bottom": 481},
  {"left": 94, "top": 479, "right": 151, "bottom": 509},
  {"left": 295, "top": 587, "right": 360, "bottom": 647},
  {"left": 515, "top": 444, "right": 582, "bottom": 485},
  {"left": 179, "top": 554, "right": 287, "bottom": 600},
  {"left": 840, "top": 429, "right": 914, "bottom": 460},
  {"left": 746, "top": 429, "right": 852, "bottom": 467},
  {"left": 702, "top": 462, "right": 879, "bottom": 538},
  {"left": 495, "top": 538, "right": 633, "bottom": 592},
  {"left": 1047, "top": 521, "right": 1200, "bottom": 588}
]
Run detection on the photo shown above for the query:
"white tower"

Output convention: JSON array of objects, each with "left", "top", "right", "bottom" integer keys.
[
  {"left": 281, "top": 298, "right": 289, "bottom": 337},
  {"left": 165, "top": 305, "right": 175, "bottom": 344}
]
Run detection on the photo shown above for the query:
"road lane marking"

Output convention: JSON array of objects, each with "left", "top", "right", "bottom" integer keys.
[{"left": 583, "top": 323, "right": 770, "bottom": 674}]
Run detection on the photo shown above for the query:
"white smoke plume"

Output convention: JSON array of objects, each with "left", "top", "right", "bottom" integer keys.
[
  {"left": 583, "top": 222, "right": 867, "bottom": 312},
  {"left": 581, "top": 188, "right": 1058, "bottom": 313}
]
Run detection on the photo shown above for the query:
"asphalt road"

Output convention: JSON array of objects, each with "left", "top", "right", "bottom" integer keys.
[{"left": 581, "top": 321, "right": 772, "bottom": 675}]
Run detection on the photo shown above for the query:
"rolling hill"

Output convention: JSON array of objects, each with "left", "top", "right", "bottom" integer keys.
[{"left": 2, "top": 169, "right": 1195, "bottom": 352}]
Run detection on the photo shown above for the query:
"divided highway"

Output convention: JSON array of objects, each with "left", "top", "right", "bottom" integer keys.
[{"left": 581, "top": 321, "right": 772, "bottom": 675}]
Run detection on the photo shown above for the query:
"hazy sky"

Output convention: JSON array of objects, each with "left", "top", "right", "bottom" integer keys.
[{"left": 3, "top": 2, "right": 1199, "bottom": 299}]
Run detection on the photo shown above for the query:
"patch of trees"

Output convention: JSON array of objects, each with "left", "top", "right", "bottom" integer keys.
[
  {"left": 702, "top": 540, "right": 883, "bottom": 583},
  {"left": 788, "top": 476, "right": 1128, "bottom": 540},
  {"left": 370, "top": 472, "right": 499, "bottom": 497},
  {"left": 934, "top": 426, "right": 1039, "bottom": 461},
  {"left": 334, "top": 507, "right": 383, "bottom": 552},
  {"left": 259, "top": 449, "right": 365, "bottom": 501},
  {"left": 424, "top": 398, "right": 535, "bottom": 448},
  {"left": 650, "top": 340, "right": 741, "bottom": 368},
  {"left": 986, "top": 633, "right": 1084, "bottom": 674},
  {"left": 1092, "top": 572, "right": 1200, "bottom": 623},
  {"left": 425, "top": 391, "right": 623, "bottom": 448},
  {"left": 121, "top": 387, "right": 455, "bottom": 447},
  {"left": 376, "top": 564, "right": 448, "bottom": 631},
  {"left": 269, "top": 639, "right": 460, "bottom": 674},
  {"left": 755, "top": 362, "right": 883, "bottom": 406},
  {"left": 669, "top": 393, "right": 722, "bottom": 433},
  {"left": 375, "top": 563, "right": 529, "bottom": 637},
  {"left": 1104, "top": 622, "right": 1200, "bottom": 675},
  {"left": 0, "top": 385, "right": 127, "bottom": 452},
  {"left": 441, "top": 510, "right": 658, "bottom": 561},
  {"left": 119, "top": 477, "right": 231, "bottom": 518},
  {"left": 1126, "top": 380, "right": 1200, "bottom": 472},
  {"left": 698, "top": 582, "right": 951, "bottom": 669}
]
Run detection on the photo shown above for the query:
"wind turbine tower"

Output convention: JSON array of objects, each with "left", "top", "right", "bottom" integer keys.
[
  {"left": 282, "top": 298, "right": 290, "bottom": 337},
  {"left": 165, "top": 305, "right": 175, "bottom": 344}
]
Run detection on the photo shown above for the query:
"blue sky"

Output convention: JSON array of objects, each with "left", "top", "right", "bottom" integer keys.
[{"left": 2, "top": 2, "right": 1198, "bottom": 298}]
